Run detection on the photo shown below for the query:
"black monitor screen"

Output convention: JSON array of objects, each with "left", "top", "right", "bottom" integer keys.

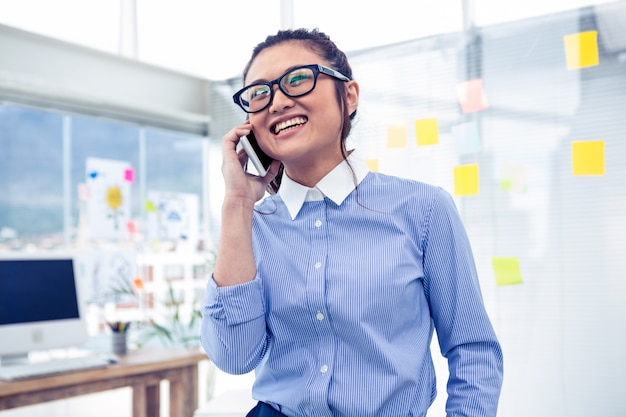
[{"left": 0, "top": 258, "right": 80, "bottom": 325}]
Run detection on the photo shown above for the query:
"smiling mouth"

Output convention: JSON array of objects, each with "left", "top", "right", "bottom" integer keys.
[{"left": 273, "top": 116, "right": 308, "bottom": 134}]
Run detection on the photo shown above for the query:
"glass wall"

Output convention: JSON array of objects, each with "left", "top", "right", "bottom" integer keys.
[
  {"left": 209, "top": 3, "right": 626, "bottom": 416},
  {"left": 353, "top": 5, "right": 626, "bottom": 417}
]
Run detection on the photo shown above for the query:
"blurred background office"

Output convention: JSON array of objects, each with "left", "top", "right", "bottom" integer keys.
[{"left": 1, "top": 0, "right": 626, "bottom": 416}]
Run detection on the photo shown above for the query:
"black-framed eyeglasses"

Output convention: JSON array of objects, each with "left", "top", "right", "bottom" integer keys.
[{"left": 232, "top": 64, "right": 351, "bottom": 113}]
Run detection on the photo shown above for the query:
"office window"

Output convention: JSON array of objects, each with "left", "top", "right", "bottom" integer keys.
[
  {"left": 0, "top": 104, "right": 209, "bottom": 250},
  {"left": 144, "top": 129, "right": 204, "bottom": 196},
  {"left": 0, "top": 105, "right": 64, "bottom": 245}
]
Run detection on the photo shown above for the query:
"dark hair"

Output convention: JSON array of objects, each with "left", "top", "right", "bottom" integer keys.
[{"left": 243, "top": 28, "right": 357, "bottom": 194}]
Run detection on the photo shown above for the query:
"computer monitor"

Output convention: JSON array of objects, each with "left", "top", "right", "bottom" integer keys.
[{"left": 0, "top": 252, "right": 88, "bottom": 365}]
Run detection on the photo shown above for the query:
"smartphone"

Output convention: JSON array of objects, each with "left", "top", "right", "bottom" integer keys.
[{"left": 240, "top": 131, "right": 273, "bottom": 177}]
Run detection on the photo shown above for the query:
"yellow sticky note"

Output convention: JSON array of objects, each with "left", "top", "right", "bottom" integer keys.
[
  {"left": 572, "top": 140, "right": 604, "bottom": 175},
  {"left": 454, "top": 164, "right": 479, "bottom": 196},
  {"left": 492, "top": 257, "right": 523, "bottom": 286},
  {"left": 415, "top": 118, "right": 439, "bottom": 146},
  {"left": 387, "top": 124, "right": 407, "bottom": 148},
  {"left": 365, "top": 159, "right": 379, "bottom": 172},
  {"left": 564, "top": 31, "right": 599, "bottom": 70}
]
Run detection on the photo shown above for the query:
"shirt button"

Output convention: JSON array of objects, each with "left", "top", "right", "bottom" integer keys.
[
  {"left": 316, "top": 312, "right": 324, "bottom": 321},
  {"left": 314, "top": 262, "right": 322, "bottom": 269},
  {"left": 320, "top": 365, "right": 328, "bottom": 374},
  {"left": 315, "top": 219, "right": 322, "bottom": 228}
]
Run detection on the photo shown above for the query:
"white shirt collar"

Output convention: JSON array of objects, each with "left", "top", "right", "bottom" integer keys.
[{"left": 279, "top": 151, "right": 370, "bottom": 220}]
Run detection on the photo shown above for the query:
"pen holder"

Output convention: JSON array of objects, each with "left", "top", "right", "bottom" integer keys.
[{"left": 112, "top": 332, "right": 128, "bottom": 355}]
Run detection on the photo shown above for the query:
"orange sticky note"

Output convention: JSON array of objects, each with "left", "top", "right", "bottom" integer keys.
[
  {"left": 456, "top": 79, "right": 489, "bottom": 114},
  {"left": 492, "top": 257, "right": 523, "bottom": 286},
  {"left": 564, "top": 31, "right": 599, "bottom": 70},
  {"left": 572, "top": 140, "right": 604, "bottom": 175},
  {"left": 415, "top": 118, "right": 439, "bottom": 146},
  {"left": 454, "top": 164, "right": 479, "bottom": 196},
  {"left": 387, "top": 124, "right": 407, "bottom": 148},
  {"left": 365, "top": 159, "right": 379, "bottom": 172}
]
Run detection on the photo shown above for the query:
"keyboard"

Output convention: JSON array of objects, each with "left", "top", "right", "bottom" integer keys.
[{"left": 0, "top": 354, "right": 114, "bottom": 381}]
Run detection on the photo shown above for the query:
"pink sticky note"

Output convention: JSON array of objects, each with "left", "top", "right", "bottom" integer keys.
[
  {"left": 77, "top": 183, "right": 90, "bottom": 201},
  {"left": 124, "top": 168, "right": 135, "bottom": 183},
  {"left": 126, "top": 220, "right": 138, "bottom": 235},
  {"left": 456, "top": 78, "right": 489, "bottom": 114}
]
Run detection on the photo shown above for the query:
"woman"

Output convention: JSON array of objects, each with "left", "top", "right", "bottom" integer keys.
[{"left": 201, "top": 28, "right": 503, "bottom": 417}]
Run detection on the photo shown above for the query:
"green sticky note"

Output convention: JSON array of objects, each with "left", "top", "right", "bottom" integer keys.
[
  {"left": 145, "top": 200, "right": 157, "bottom": 212},
  {"left": 492, "top": 257, "right": 523, "bottom": 286}
]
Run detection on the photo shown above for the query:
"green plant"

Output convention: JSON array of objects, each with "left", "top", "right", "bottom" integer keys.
[
  {"left": 106, "top": 274, "right": 204, "bottom": 350},
  {"left": 134, "top": 281, "right": 203, "bottom": 349}
]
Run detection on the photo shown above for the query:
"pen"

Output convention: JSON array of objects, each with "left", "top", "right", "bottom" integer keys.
[{"left": 107, "top": 321, "right": 130, "bottom": 333}]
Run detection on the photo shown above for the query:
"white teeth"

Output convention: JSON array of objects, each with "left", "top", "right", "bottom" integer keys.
[{"left": 274, "top": 116, "right": 307, "bottom": 134}]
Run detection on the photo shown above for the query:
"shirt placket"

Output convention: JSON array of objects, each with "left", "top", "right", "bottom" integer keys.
[{"left": 304, "top": 199, "right": 335, "bottom": 417}]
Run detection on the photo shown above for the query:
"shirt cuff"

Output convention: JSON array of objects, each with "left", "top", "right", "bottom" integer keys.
[{"left": 203, "top": 274, "right": 265, "bottom": 326}]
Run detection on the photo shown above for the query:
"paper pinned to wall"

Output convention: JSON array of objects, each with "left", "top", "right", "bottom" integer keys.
[
  {"left": 386, "top": 123, "right": 408, "bottom": 148},
  {"left": 146, "top": 190, "right": 199, "bottom": 251},
  {"left": 500, "top": 161, "right": 528, "bottom": 193},
  {"left": 75, "top": 249, "right": 138, "bottom": 307},
  {"left": 564, "top": 31, "right": 600, "bottom": 70},
  {"left": 414, "top": 118, "right": 439, "bottom": 146},
  {"left": 454, "top": 164, "right": 479, "bottom": 196},
  {"left": 492, "top": 257, "right": 524, "bottom": 286},
  {"left": 456, "top": 78, "right": 489, "bottom": 114},
  {"left": 86, "top": 157, "right": 133, "bottom": 241},
  {"left": 572, "top": 140, "right": 605, "bottom": 175}
]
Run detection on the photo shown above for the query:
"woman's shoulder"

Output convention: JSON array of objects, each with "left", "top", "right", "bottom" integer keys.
[{"left": 364, "top": 171, "right": 443, "bottom": 198}]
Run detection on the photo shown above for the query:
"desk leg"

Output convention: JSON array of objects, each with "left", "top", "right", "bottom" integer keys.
[
  {"left": 169, "top": 364, "right": 199, "bottom": 417},
  {"left": 133, "top": 382, "right": 160, "bottom": 417}
]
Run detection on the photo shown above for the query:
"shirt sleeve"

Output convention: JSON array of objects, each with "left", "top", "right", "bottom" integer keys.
[
  {"left": 200, "top": 274, "right": 269, "bottom": 375},
  {"left": 421, "top": 188, "right": 504, "bottom": 417}
]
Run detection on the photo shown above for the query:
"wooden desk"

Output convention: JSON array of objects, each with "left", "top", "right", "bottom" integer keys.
[{"left": 0, "top": 349, "right": 208, "bottom": 417}]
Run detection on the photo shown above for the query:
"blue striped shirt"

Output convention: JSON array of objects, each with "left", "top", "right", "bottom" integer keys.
[{"left": 201, "top": 155, "right": 503, "bottom": 417}]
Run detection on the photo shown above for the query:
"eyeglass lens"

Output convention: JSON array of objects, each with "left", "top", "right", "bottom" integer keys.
[{"left": 240, "top": 67, "right": 317, "bottom": 113}]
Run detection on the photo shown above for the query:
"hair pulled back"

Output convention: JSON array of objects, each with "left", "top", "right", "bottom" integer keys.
[{"left": 243, "top": 29, "right": 357, "bottom": 193}]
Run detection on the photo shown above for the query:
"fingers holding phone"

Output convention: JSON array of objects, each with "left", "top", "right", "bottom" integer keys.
[
  {"left": 240, "top": 131, "right": 274, "bottom": 177},
  {"left": 221, "top": 124, "right": 280, "bottom": 201}
]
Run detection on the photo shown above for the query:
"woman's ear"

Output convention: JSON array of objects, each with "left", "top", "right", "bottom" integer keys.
[{"left": 345, "top": 80, "right": 359, "bottom": 116}]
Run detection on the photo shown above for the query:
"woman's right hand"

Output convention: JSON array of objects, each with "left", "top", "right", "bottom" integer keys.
[{"left": 221, "top": 122, "right": 281, "bottom": 206}]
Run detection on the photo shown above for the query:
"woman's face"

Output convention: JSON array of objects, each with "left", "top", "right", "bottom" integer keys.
[{"left": 245, "top": 41, "right": 358, "bottom": 181}]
